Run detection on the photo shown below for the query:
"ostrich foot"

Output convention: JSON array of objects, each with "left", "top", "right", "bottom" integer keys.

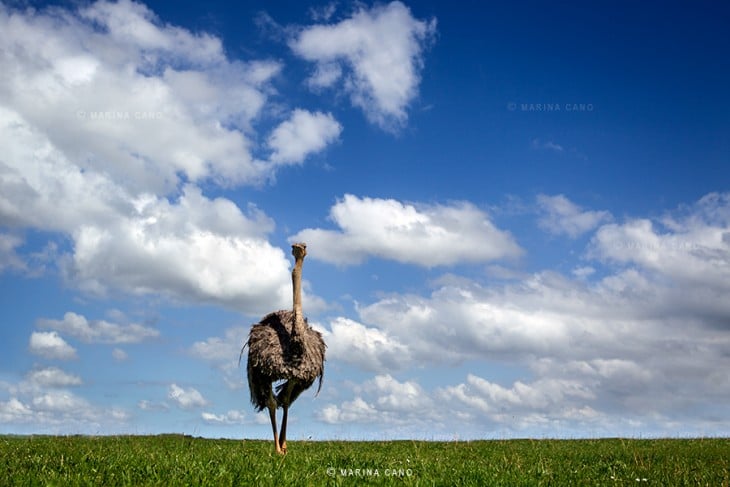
[
  {"left": 279, "top": 440, "right": 287, "bottom": 454},
  {"left": 272, "top": 439, "right": 283, "bottom": 455}
]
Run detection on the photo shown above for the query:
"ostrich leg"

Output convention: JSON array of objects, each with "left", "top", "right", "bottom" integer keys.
[
  {"left": 279, "top": 403, "right": 289, "bottom": 453},
  {"left": 277, "top": 380, "right": 298, "bottom": 453},
  {"left": 268, "top": 405, "right": 282, "bottom": 454},
  {"left": 266, "top": 392, "right": 282, "bottom": 454}
]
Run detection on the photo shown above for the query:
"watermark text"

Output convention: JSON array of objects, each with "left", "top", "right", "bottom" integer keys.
[
  {"left": 76, "top": 110, "right": 164, "bottom": 121},
  {"left": 507, "top": 102, "right": 594, "bottom": 112},
  {"left": 325, "top": 466, "right": 414, "bottom": 478}
]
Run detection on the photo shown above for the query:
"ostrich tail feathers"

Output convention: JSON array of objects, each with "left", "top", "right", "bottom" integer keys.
[
  {"left": 238, "top": 341, "right": 248, "bottom": 368},
  {"left": 315, "top": 370, "right": 324, "bottom": 397}
]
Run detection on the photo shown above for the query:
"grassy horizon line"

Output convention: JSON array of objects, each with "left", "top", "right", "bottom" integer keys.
[{"left": 2, "top": 435, "right": 728, "bottom": 485}]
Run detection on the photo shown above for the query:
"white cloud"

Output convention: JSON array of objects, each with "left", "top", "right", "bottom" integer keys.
[
  {"left": 182, "top": 192, "right": 730, "bottom": 435},
  {"left": 0, "top": 105, "right": 294, "bottom": 313},
  {"left": 190, "top": 327, "right": 249, "bottom": 364},
  {"left": 268, "top": 109, "right": 342, "bottom": 165},
  {"left": 28, "top": 332, "right": 78, "bottom": 360},
  {"left": 62, "top": 185, "right": 292, "bottom": 312},
  {"left": 0, "top": 2, "right": 334, "bottom": 314},
  {"left": 290, "top": 1, "right": 436, "bottom": 130},
  {"left": 39, "top": 312, "right": 158, "bottom": 344},
  {"left": 32, "top": 390, "right": 90, "bottom": 413},
  {"left": 26, "top": 367, "right": 82, "bottom": 388},
  {"left": 531, "top": 138, "right": 564, "bottom": 152},
  {"left": 571, "top": 266, "right": 595, "bottom": 279},
  {"left": 590, "top": 193, "right": 730, "bottom": 284},
  {"left": 319, "top": 317, "right": 411, "bottom": 372},
  {"left": 0, "top": 2, "right": 279, "bottom": 194},
  {"left": 306, "top": 62, "right": 342, "bottom": 89},
  {"left": 291, "top": 194, "right": 522, "bottom": 266},
  {"left": 0, "top": 233, "right": 25, "bottom": 272},
  {"left": 112, "top": 348, "right": 129, "bottom": 361},
  {"left": 438, "top": 376, "right": 603, "bottom": 433},
  {"left": 318, "top": 397, "right": 379, "bottom": 424},
  {"left": 0, "top": 385, "right": 129, "bottom": 431},
  {"left": 537, "top": 194, "right": 612, "bottom": 238},
  {"left": 323, "top": 193, "right": 730, "bottom": 432},
  {"left": 138, "top": 399, "right": 169, "bottom": 412},
  {"left": 80, "top": 0, "right": 225, "bottom": 66},
  {"left": 201, "top": 410, "right": 246, "bottom": 425},
  {"left": 189, "top": 326, "right": 249, "bottom": 389},
  {"left": 168, "top": 384, "right": 208, "bottom": 409},
  {"left": 0, "top": 398, "right": 34, "bottom": 423},
  {"left": 309, "top": 2, "right": 338, "bottom": 22},
  {"left": 358, "top": 277, "right": 578, "bottom": 365},
  {"left": 0, "top": 368, "right": 110, "bottom": 432},
  {"left": 362, "top": 374, "right": 427, "bottom": 413},
  {"left": 588, "top": 192, "right": 730, "bottom": 326},
  {"left": 318, "top": 374, "right": 436, "bottom": 427},
  {"left": 0, "top": 107, "right": 294, "bottom": 308},
  {"left": 439, "top": 374, "right": 595, "bottom": 417}
]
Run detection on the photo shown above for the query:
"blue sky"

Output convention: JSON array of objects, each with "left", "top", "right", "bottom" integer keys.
[{"left": 1, "top": 0, "right": 729, "bottom": 440}]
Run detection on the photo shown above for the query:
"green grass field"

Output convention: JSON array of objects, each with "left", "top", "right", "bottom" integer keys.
[{"left": 1, "top": 435, "right": 728, "bottom": 485}]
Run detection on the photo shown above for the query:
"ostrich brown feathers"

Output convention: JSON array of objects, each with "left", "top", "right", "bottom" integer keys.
[{"left": 245, "top": 310, "right": 326, "bottom": 412}]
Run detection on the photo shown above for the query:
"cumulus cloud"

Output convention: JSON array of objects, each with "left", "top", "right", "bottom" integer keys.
[
  {"left": 1, "top": 366, "right": 90, "bottom": 436},
  {"left": 291, "top": 194, "right": 522, "bottom": 266},
  {"left": 309, "top": 2, "right": 338, "bottom": 22},
  {"left": 588, "top": 192, "right": 730, "bottom": 327},
  {"left": 0, "top": 398, "right": 34, "bottom": 424},
  {"left": 0, "top": 2, "right": 335, "bottom": 314},
  {"left": 0, "top": 377, "right": 129, "bottom": 431},
  {"left": 531, "top": 138, "right": 564, "bottom": 153},
  {"left": 319, "top": 317, "right": 411, "bottom": 372},
  {"left": 318, "top": 193, "right": 730, "bottom": 433},
  {"left": 591, "top": 193, "right": 730, "bottom": 281},
  {"left": 29, "top": 332, "right": 77, "bottom": 360},
  {"left": 201, "top": 410, "right": 246, "bottom": 425},
  {"left": 31, "top": 390, "right": 90, "bottom": 413},
  {"left": 362, "top": 374, "right": 427, "bottom": 413},
  {"left": 0, "top": 233, "right": 24, "bottom": 272},
  {"left": 112, "top": 348, "right": 128, "bottom": 361},
  {"left": 190, "top": 326, "right": 249, "bottom": 364},
  {"left": 0, "top": 1, "right": 279, "bottom": 194},
  {"left": 318, "top": 374, "right": 436, "bottom": 427},
  {"left": 439, "top": 374, "right": 595, "bottom": 418},
  {"left": 436, "top": 374, "right": 602, "bottom": 434},
  {"left": 268, "top": 109, "right": 342, "bottom": 166},
  {"left": 290, "top": 1, "right": 436, "bottom": 130},
  {"left": 358, "top": 277, "right": 578, "bottom": 365},
  {"left": 65, "top": 186, "right": 292, "bottom": 312},
  {"left": 80, "top": 0, "right": 225, "bottom": 66},
  {"left": 138, "top": 399, "right": 169, "bottom": 412},
  {"left": 537, "top": 194, "right": 612, "bottom": 238},
  {"left": 189, "top": 326, "right": 249, "bottom": 389},
  {"left": 26, "top": 367, "right": 83, "bottom": 388},
  {"left": 318, "top": 397, "right": 379, "bottom": 424},
  {"left": 39, "top": 312, "right": 158, "bottom": 344},
  {"left": 168, "top": 384, "right": 208, "bottom": 409},
  {"left": 0, "top": 105, "right": 294, "bottom": 310}
]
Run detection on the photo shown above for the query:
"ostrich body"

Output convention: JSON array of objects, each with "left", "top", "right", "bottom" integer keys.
[{"left": 245, "top": 243, "right": 325, "bottom": 454}]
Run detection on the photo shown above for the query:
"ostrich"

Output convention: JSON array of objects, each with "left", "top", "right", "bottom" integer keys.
[{"left": 243, "top": 242, "right": 325, "bottom": 454}]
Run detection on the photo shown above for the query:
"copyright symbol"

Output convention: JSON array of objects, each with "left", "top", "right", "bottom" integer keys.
[
  {"left": 507, "top": 102, "right": 517, "bottom": 111},
  {"left": 326, "top": 467, "right": 336, "bottom": 477}
]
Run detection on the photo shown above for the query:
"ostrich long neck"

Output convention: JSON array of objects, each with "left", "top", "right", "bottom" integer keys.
[{"left": 291, "top": 255, "right": 306, "bottom": 336}]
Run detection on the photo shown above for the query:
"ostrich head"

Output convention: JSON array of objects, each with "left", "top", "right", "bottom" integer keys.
[{"left": 292, "top": 242, "right": 307, "bottom": 261}]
